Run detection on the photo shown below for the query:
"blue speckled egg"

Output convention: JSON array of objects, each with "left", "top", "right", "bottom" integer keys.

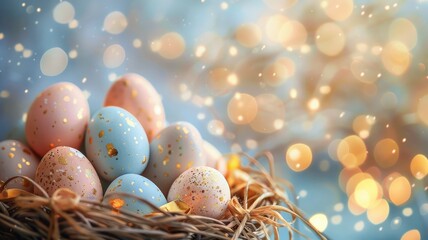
[
  {"left": 85, "top": 106, "right": 150, "bottom": 181},
  {"left": 103, "top": 173, "right": 167, "bottom": 215}
]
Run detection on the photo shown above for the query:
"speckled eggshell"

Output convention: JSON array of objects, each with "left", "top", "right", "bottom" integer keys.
[
  {"left": 143, "top": 122, "right": 206, "bottom": 195},
  {"left": 103, "top": 174, "right": 167, "bottom": 215},
  {"left": 85, "top": 106, "right": 150, "bottom": 181},
  {"left": 167, "top": 166, "right": 230, "bottom": 219},
  {"left": 25, "top": 82, "right": 90, "bottom": 157},
  {"left": 104, "top": 73, "right": 166, "bottom": 141},
  {"left": 0, "top": 140, "right": 39, "bottom": 191},
  {"left": 203, "top": 141, "right": 227, "bottom": 176},
  {"left": 35, "top": 146, "right": 103, "bottom": 201}
]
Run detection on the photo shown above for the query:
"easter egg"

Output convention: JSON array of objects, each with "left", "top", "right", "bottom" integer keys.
[
  {"left": 25, "top": 82, "right": 90, "bottom": 156},
  {"left": 143, "top": 122, "right": 206, "bottom": 195},
  {"left": 203, "top": 140, "right": 227, "bottom": 176},
  {"left": 104, "top": 73, "right": 166, "bottom": 141},
  {"left": 85, "top": 106, "right": 150, "bottom": 181},
  {"left": 0, "top": 140, "right": 39, "bottom": 191},
  {"left": 103, "top": 173, "right": 167, "bottom": 215},
  {"left": 34, "top": 146, "right": 103, "bottom": 201},
  {"left": 167, "top": 166, "right": 230, "bottom": 219}
]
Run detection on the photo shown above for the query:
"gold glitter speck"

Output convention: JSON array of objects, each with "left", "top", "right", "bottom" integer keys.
[
  {"left": 106, "top": 143, "right": 118, "bottom": 157},
  {"left": 68, "top": 176, "right": 74, "bottom": 180},
  {"left": 183, "top": 127, "right": 189, "bottom": 134},
  {"left": 163, "top": 156, "right": 170, "bottom": 166},
  {"left": 77, "top": 108, "right": 84, "bottom": 120},
  {"left": 63, "top": 118, "right": 68, "bottom": 124},
  {"left": 131, "top": 89, "right": 138, "bottom": 98},
  {"left": 176, "top": 163, "right": 181, "bottom": 169},
  {"left": 158, "top": 144, "right": 164, "bottom": 153},
  {"left": 8, "top": 153, "right": 15, "bottom": 158},
  {"left": 142, "top": 156, "right": 147, "bottom": 164},
  {"left": 17, "top": 163, "right": 22, "bottom": 169},
  {"left": 63, "top": 96, "right": 70, "bottom": 102},
  {"left": 99, "top": 130, "right": 104, "bottom": 138},
  {"left": 125, "top": 118, "right": 135, "bottom": 127},
  {"left": 58, "top": 156, "right": 68, "bottom": 165}
]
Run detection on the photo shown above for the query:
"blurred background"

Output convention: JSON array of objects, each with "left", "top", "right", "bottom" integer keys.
[{"left": 0, "top": 0, "right": 427, "bottom": 239}]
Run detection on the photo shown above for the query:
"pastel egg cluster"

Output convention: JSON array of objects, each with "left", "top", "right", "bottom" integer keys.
[{"left": 1, "top": 73, "right": 230, "bottom": 219}]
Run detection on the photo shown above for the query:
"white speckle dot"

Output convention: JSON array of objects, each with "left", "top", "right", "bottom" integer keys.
[
  {"left": 402, "top": 207, "right": 413, "bottom": 217},
  {"left": 354, "top": 221, "right": 364, "bottom": 232},
  {"left": 331, "top": 215, "right": 342, "bottom": 225}
]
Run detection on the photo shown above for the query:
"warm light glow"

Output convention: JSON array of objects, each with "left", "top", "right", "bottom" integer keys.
[
  {"left": 285, "top": 143, "right": 313, "bottom": 172},
  {"left": 235, "top": 23, "right": 262, "bottom": 48},
  {"left": 153, "top": 32, "right": 186, "bottom": 59},
  {"left": 227, "top": 154, "right": 241, "bottom": 171},
  {"left": 309, "top": 213, "right": 328, "bottom": 232},
  {"left": 227, "top": 93, "right": 258, "bottom": 124},
  {"left": 103, "top": 11, "right": 128, "bottom": 34},
  {"left": 103, "top": 44, "right": 126, "bottom": 68},
  {"left": 109, "top": 198, "right": 125, "bottom": 209},
  {"left": 321, "top": 0, "right": 354, "bottom": 21},
  {"left": 389, "top": 176, "right": 411, "bottom": 206},
  {"left": 389, "top": 18, "right": 417, "bottom": 50},
  {"left": 262, "top": 58, "right": 295, "bottom": 86},
  {"left": 40, "top": 47, "right": 68, "bottom": 76},
  {"left": 352, "top": 115, "right": 376, "bottom": 139},
  {"left": 401, "top": 229, "right": 421, "bottom": 240},
  {"left": 381, "top": 41, "right": 410, "bottom": 76},
  {"left": 208, "top": 67, "right": 236, "bottom": 95},
  {"left": 307, "top": 98, "right": 320, "bottom": 111},
  {"left": 367, "top": 199, "right": 389, "bottom": 225},
  {"left": 337, "top": 135, "right": 367, "bottom": 168},
  {"left": 410, "top": 154, "right": 428, "bottom": 180},
  {"left": 374, "top": 138, "right": 399, "bottom": 168},
  {"left": 315, "top": 22, "right": 346, "bottom": 56},
  {"left": 354, "top": 178, "right": 381, "bottom": 209}
]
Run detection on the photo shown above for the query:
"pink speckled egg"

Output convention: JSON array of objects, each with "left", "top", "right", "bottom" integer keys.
[
  {"left": 203, "top": 141, "right": 227, "bottom": 176},
  {"left": 104, "top": 73, "right": 166, "bottom": 141},
  {"left": 167, "top": 166, "right": 230, "bottom": 219},
  {"left": 0, "top": 140, "right": 39, "bottom": 191},
  {"left": 35, "top": 146, "right": 103, "bottom": 201},
  {"left": 25, "top": 82, "right": 90, "bottom": 157}
]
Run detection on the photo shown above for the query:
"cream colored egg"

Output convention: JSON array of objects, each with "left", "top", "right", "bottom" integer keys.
[{"left": 168, "top": 166, "right": 230, "bottom": 219}]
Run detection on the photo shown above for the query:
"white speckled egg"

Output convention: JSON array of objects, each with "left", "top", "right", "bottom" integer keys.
[
  {"left": 103, "top": 174, "right": 167, "bottom": 215},
  {"left": 85, "top": 106, "right": 150, "bottom": 181},
  {"left": 167, "top": 166, "right": 230, "bottom": 219},
  {"left": 0, "top": 140, "right": 39, "bottom": 191},
  {"left": 203, "top": 141, "right": 227, "bottom": 176},
  {"left": 143, "top": 122, "right": 206, "bottom": 195},
  {"left": 35, "top": 146, "right": 103, "bottom": 201},
  {"left": 25, "top": 82, "right": 90, "bottom": 157},
  {"left": 104, "top": 73, "right": 166, "bottom": 141}
]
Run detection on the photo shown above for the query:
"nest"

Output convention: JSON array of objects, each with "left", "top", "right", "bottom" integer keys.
[{"left": 0, "top": 152, "right": 326, "bottom": 240}]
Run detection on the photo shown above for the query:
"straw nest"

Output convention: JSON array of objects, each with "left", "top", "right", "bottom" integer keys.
[{"left": 0, "top": 152, "right": 326, "bottom": 240}]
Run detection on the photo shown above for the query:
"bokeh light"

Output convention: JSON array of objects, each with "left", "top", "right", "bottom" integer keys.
[{"left": 285, "top": 143, "right": 312, "bottom": 172}]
